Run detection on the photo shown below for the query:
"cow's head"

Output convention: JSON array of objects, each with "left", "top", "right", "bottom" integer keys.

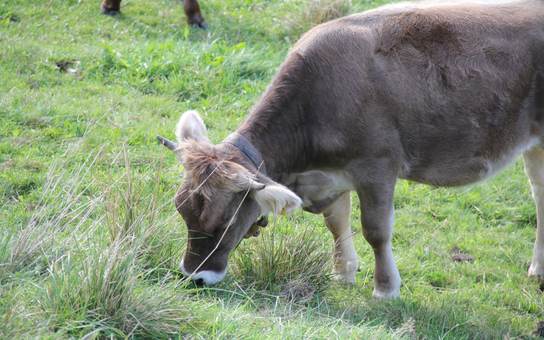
[{"left": 159, "top": 111, "right": 302, "bottom": 285}]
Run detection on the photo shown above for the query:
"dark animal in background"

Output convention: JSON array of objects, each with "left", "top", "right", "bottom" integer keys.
[
  {"left": 101, "top": 0, "right": 207, "bottom": 28},
  {"left": 158, "top": 0, "right": 544, "bottom": 298}
]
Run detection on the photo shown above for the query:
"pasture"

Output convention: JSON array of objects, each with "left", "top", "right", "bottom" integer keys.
[{"left": 1, "top": 0, "right": 543, "bottom": 338}]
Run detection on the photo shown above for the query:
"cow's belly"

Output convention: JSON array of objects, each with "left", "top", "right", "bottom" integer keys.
[{"left": 403, "top": 137, "right": 540, "bottom": 187}]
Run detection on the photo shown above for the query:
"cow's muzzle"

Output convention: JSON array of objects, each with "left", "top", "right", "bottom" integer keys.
[{"left": 179, "top": 259, "right": 227, "bottom": 286}]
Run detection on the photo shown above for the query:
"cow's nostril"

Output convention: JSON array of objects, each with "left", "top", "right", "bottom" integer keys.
[{"left": 194, "top": 278, "right": 205, "bottom": 286}]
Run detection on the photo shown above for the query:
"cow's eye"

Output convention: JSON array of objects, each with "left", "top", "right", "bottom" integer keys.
[{"left": 193, "top": 193, "right": 205, "bottom": 215}]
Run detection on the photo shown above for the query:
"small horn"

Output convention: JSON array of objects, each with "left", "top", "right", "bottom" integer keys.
[{"left": 157, "top": 135, "right": 178, "bottom": 151}]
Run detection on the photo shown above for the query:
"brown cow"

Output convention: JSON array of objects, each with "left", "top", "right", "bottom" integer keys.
[
  {"left": 158, "top": 1, "right": 544, "bottom": 298},
  {"left": 101, "top": 0, "right": 206, "bottom": 28}
]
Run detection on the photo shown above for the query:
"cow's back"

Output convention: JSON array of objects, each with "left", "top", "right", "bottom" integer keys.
[{"left": 291, "top": 1, "right": 544, "bottom": 185}]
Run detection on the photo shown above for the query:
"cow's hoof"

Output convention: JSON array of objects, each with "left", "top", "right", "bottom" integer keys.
[
  {"left": 529, "top": 263, "right": 544, "bottom": 278},
  {"left": 332, "top": 259, "right": 358, "bottom": 284},
  {"left": 528, "top": 264, "right": 544, "bottom": 290},
  {"left": 188, "top": 16, "right": 207, "bottom": 29},
  {"left": 193, "top": 21, "right": 208, "bottom": 30},
  {"left": 101, "top": 4, "right": 120, "bottom": 15},
  {"left": 372, "top": 287, "right": 400, "bottom": 299},
  {"left": 332, "top": 271, "right": 356, "bottom": 284},
  {"left": 191, "top": 21, "right": 207, "bottom": 29}
]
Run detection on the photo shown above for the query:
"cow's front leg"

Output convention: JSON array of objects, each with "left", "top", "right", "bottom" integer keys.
[
  {"left": 101, "top": 0, "right": 121, "bottom": 15},
  {"left": 524, "top": 146, "right": 544, "bottom": 282},
  {"left": 357, "top": 180, "right": 401, "bottom": 299},
  {"left": 323, "top": 192, "right": 359, "bottom": 283}
]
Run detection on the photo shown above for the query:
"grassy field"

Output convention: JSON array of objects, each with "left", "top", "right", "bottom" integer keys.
[{"left": 1, "top": 0, "right": 543, "bottom": 338}]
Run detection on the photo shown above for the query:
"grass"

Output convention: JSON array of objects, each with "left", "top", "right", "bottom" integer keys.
[
  {"left": 42, "top": 239, "right": 189, "bottom": 338},
  {"left": 232, "top": 224, "right": 332, "bottom": 301},
  {"left": 1, "top": 0, "right": 543, "bottom": 338}
]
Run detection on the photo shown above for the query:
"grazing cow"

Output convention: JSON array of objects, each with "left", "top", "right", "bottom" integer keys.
[
  {"left": 101, "top": 0, "right": 206, "bottom": 28},
  {"left": 158, "top": 1, "right": 544, "bottom": 298}
]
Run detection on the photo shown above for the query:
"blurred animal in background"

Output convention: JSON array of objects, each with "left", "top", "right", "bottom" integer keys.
[{"left": 101, "top": 0, "right": 207, "bottom": 28}]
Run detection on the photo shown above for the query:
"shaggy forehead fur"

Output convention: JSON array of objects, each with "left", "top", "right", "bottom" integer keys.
[{"left": 179, "top": 141, "right": 255, "bottom": 198}]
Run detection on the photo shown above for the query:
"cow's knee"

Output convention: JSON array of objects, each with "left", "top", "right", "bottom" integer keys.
[
  {"left": 323, "top": 192, "right": 359, "bottom": 284},
  {"left": 361, "top": 205, "right": 394, "bottom": 250}
]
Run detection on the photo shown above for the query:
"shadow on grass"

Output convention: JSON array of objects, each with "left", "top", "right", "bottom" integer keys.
[
  {"left": 321, "top": 289, "right": 511, "bottom": 339},
  {"left": 191, "top": 279, "right": 522, "bottom": 339}
]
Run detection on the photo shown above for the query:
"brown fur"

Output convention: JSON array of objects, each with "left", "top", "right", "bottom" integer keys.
[
  {"left": 170, "top": 1, "right": 544, "bottom": 291},
  {"left": 180, "top": 141, "right": 256, "bottom": 199}
]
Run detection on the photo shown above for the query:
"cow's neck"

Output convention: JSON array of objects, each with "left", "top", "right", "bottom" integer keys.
[
  {"left": 236, "top": 54, "right": 313, "bottom": 181},
  {"left": 237, "top": 101, "right": 310, "bottom": 181}
]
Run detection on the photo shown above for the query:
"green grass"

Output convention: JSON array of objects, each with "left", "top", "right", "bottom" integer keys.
[{"left": 1, "top": 0, "right": 543, "bottom": 338}]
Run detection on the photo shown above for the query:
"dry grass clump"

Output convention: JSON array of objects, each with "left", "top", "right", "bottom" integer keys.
[
  {"left": 232, "top": 225, "right": 332, "bottom": 302},
  {"left": 42, "top": 240, "right": 188, "bottom": 338},
  {"left": 287, "top": 0, "right": 352, "bottom": 36},
  {"left": 103, "top": 150, "right": 185, "bottom": 279},
  {"left": 0, "top": 150, "right": 104, "bottom": 281},
  {"left": 39, "top": 149, "right": 189, "bottom": 337}
]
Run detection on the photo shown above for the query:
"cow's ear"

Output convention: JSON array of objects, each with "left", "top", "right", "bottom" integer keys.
[
  {"left": 252, "top": 183, "right": 302, "bottom": 216},
  {"left": 176, "top": 110, "right": 209, "bottom": 143}
]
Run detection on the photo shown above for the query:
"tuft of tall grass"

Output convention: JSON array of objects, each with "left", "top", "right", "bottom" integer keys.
[
  {"left": 40, "top": 148, "right": 189, "bottom": 337},
  {"left": 0, "top": 232, "right": 10, "bottom": 274},
  {"left": 104, "top": 149, "right": 184, "bottom": 279},
  {"left": 42, "top": 240, "right": 189, "bottom": 338},
  {"left": 0, "top": 147, "right": 104, "bottom": 281},
  {"left": 232, "top": 225, "right": 332, "bottom": 302},
  {"left": 288, "top": 0, "right": 352, "bottom": 36}
]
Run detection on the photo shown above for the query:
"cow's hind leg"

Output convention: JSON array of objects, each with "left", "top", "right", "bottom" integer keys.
[
  {"left": 101, "top": 0, "right": 121, "bottom": 15},
  {"left": 323, "top": 192, "right": 359, "bottom": 283},
  {"left": 524, "top": 146, "right": 544, "bottom": 282},
  {"left": 184, "top": 0, "right": 207, "bottom": 29},
  {"left": 357, "top": 179, "right": 401, "bottom": 299}
]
